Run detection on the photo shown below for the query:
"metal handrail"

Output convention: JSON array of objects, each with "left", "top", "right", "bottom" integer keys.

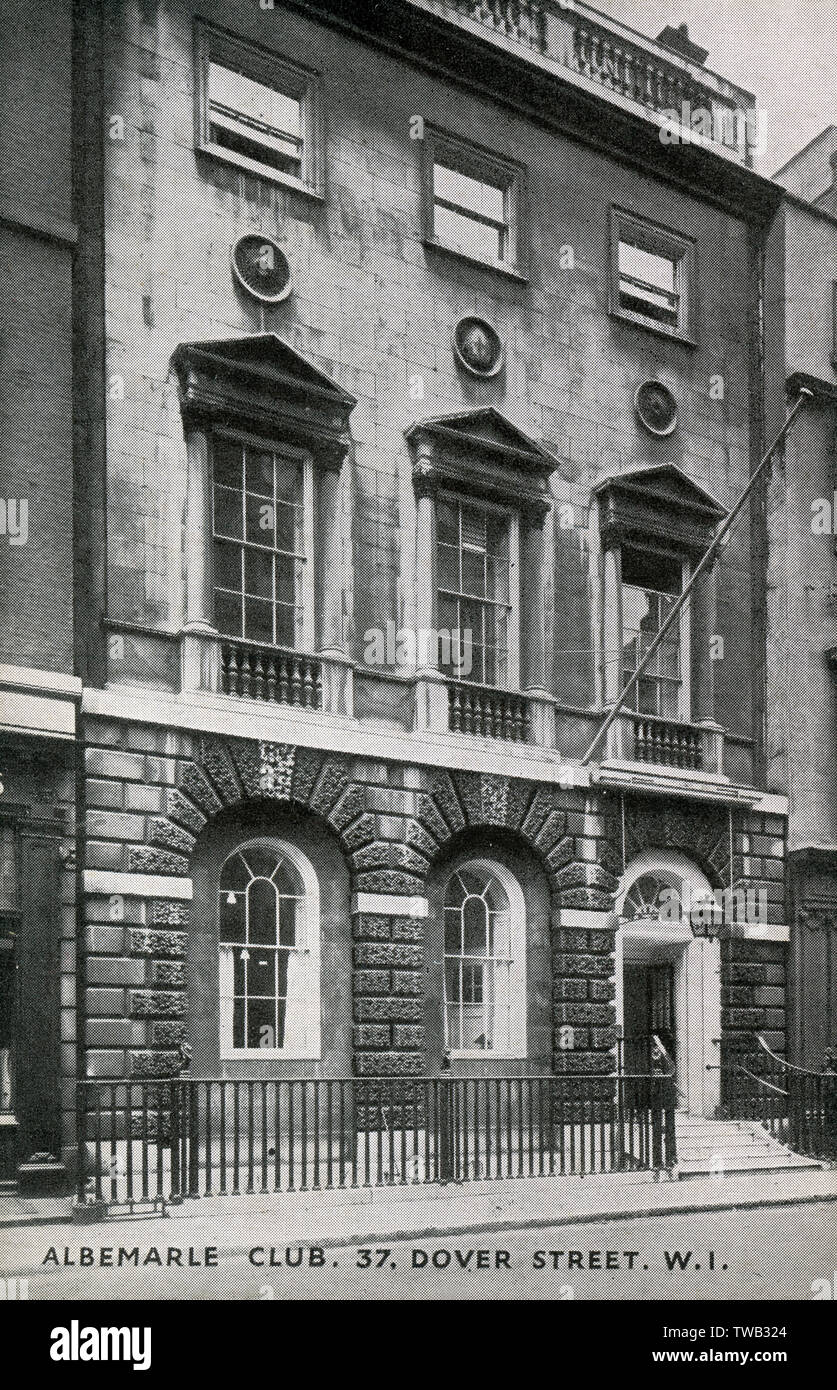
[{"left": 756, "top": 1033, "right": 833, "bottom": 1079}]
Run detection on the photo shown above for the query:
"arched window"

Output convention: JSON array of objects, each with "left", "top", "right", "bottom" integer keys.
[
  {"left": 218, "top": 839, "right": 320, "bottom": 1059},
  {"left": 442, "top": 860, "right": 526, "bottom": 1057},
  {"left": 621, "top": 872, "right": 683, "bottom": 925}
]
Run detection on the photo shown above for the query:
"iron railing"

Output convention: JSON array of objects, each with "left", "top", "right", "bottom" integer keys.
[
  {"left": 719, "top": 1037, "right": 837, "bottom": 1161},
  {"left": 76, "top": 1072, "right": 677, "bottom": 1209}
]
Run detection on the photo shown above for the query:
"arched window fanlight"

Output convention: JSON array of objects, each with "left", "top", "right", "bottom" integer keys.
[{"left": 621, "top": 872, "right": 683, "bottom": 925}]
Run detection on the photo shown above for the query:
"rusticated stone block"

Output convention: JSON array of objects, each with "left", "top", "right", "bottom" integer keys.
[
  {"left": 353, "top": 1052, "right": 424, "bottom": 1076},
  {"left": 178, "top": 762, "right": 222, "bottom": 818},
  {"left": 503, "top": 778, "right": 533, "bottom": 831},
  {"left": 129, "top": 847, "right": 189, "bottom": 877},
  {"left": 329, "top": 782, "right": 367, "bottom": 832},
  {"left": 553, "top": 979, "right": 588, "bottom": 1001},
  {"left": 151, "top": 901, "right": 189, "bottom": 928},
  {"left": 290, "top": 748, "right": 323, "bottom": 805},
  {"left": 553, "top": 1052, "right": 614, "bottom": 1074},
  {"left": 558, "top": 953, "right": 614, "bottom": 977},
  {"left": 129, "top": 1050, "right": 181, "bottom": 1077},
  {"left": 591, "top": 1026, "right": 617, "bottom": 1049},
  {"left": 554, "top": 1002, "right": 613, "bottom": 1026},
  {"left": 151, "top": 960, "right": 184, "bottom": 987},
  {"left": 553, "top": 927, "right": 614, "bottom": 954},
  {"left": 198, "top": 738, "right": 241, "bottom": 806},
  {"left": 257, "top": 741, "right": 295, "bottom": 799},
  {"left": 351, "top": 842, "right": 428, "bottom": 875},
  {"left": 130, "top": 929, "right": 187, "bottom": 958},
  {"left": 353, "top": 942, "right": 423, "bottom": 969},
  {"left": 391, "top": 971, "right": 422, "bottom": 995},
  {"left": 225, "top": 738, "right": 262, "bottom": 798},
  {"left": 727, "top": 962, "right": 767, "bottom": 985},
  {"left": 343, "top": 813, "right": 377, "bottom": 852},
  {"left": 560, "top": 887, "right": 615, "bottom": 911},
  {"left": 355, "top": 870, "right": 424, "bottom": 894},
  {"left": 588, "top": 979, "right": 616, "bottom": 1001},
  {"left": 353, "top": 915, "right": 391, "bottom": 942},
  {"left": 354, "top": 969, "right": 390, "bottom": 994},
  {"left": 166, "top": 789, "right": 206, "bottom": 837},
  {"left": 130, "top": 990, "right": 187, "bottom": 1018},
  {"left": 393, "top": 1024, "right": 425, "bottom": 1049},
  {"left": 309, "top": 758, "right": 350, "bottom": 818},
  {"left": 149, "top": 818, "right": 195, "bottom": 857},
  {"left": 518, "top": 787, "right": 552, "bottom": 840},
  {"left": 392, "top": 919, "right": 423, "bottom": 942},
  {"left": 535, "top": 810, "right": 567, "bottom": 853},
  {"left": 556, "top": 1026, "right": 590, "bottom": 1049},
  {"left": 427, "top": 771, "right": 465, "bottom": 834},
  {"left": 405, "top": 819, "right": 438, "bottom": 858},
  {"left": 547, "top": 836, "right": 576, "bottom": 872},
  {"left": 151, "top": 1021, "right": 188, "bottom": 1047},
  {"left": 722, "top": 985, "right": 753, "bottom": 1006},
  {"left": 353, "top": 1024, "right": 391, "bottom": 1049},
  {"left": 355, "top": 997, "right": 423, "bottom": 1022},
  {"left": 722, "top": 1008, "right": 764, "bottom": 1029},
  {"left": 415, "top": 793, "right": 449, "bottom": 845}
]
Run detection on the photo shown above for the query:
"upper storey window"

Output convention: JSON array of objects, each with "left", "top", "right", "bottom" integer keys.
[
  {"left": 436, "top": 497, "right": 514, "bottom": 689},
  {"left": 195, "top": 23, "right": 324, "bottom": 198},
  {"left": 620, "top": 546, "right": 684, "bottom": 720},
  {"left": 610, "top": 209, "right": 696, "bottom": 343},
  {"left": 212, "top": 434, "right": 313, "bottom": 651},
  {"left": 422, "top": 129, "right": 527, "bottom": 278}
]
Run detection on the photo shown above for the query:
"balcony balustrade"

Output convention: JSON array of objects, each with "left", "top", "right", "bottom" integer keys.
[
  {"left": 219, "top": 641, "right": 323, "bottom": 710},
  {"left": 447, "top": 679, "right": 532, "bottom": 742},
  {"left": 411, "top": 0, "right": 752, "bottom": 161}
]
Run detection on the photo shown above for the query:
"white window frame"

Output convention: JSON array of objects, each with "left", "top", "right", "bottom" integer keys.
[
  {"left": 210, "top": 428, "right": 315, "bottom": 653},
  {"left": 194, "top": 21, "right": 324, "bottom": 199},
  {"left": 609, "top": 207, "right": 696, "bottom": 344},
  {"left": 219, "top": 837, "right": 320, "bottom": 1061},
  {"left": 435, "top": 490, "right": 520, "bottom": 691},
  {"left": 422, "top": 127, "right": 528, "bottom": 279},
  {"left": 443, "top": 858, "right": 527, "bottom": 1060}
]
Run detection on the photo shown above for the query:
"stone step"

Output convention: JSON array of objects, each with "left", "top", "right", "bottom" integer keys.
[{"left": 672, "top": 1113, "right": 825, "bottom": 1176}]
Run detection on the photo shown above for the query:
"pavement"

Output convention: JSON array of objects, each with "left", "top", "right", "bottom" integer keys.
[{"left": 1, "top": 1166, "right": 835, "bottom": 1247}]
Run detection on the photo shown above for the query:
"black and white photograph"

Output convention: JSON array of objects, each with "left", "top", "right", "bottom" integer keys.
[{"left": 0, "top": 0, "right": 835, "bottom": 1352}]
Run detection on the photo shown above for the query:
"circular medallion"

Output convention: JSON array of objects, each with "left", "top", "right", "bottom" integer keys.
[
  {"left": 452, "top": 316, "right": 505, "bottom": 377},
  {"left": 634, "top": 379, "right": 678, "bottom": 436},
  {"left": 231, "top": 233, "right": 292, "bottom": 304}
]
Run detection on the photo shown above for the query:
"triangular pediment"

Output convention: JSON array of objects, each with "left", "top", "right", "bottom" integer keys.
[
  {"left": 406, "top": 407, "right": 556, "bottom": 469},
  {"left": 595, "top": 463, "right": 727, "bottom": 520},
  {"left": 171, "top": 333, "right": 356, "bottom": 408}
]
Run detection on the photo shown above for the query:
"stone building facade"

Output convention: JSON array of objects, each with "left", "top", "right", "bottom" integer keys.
[
  {"left": 9, "top": 0, "right": 807, "bottom": 1185},
  {"left": 769, "top": 130, "right": 837, "bottom": 1067}
]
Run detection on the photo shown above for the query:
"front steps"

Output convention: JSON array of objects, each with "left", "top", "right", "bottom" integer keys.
[{"left": 674, "top": 1112, "right": 824, "bottom": 1178}]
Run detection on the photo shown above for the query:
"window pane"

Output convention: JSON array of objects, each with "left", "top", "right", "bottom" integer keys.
[
  {"left": 436, "top": 499, "right": 458, "bottom": 545},
  {"left": 219, "top": 894, "right": 245, "bottom": 944},
  {"left": 248, "top": 879, "right": 277, "bottom": 945},
  {"left": 274, "top": 603, "right": 299, "bottom": 648},
  {"left": 214, "top": 485, "right": 243, "bottom": 539},
  {"left": 246, "top": 449, "right": 274, "bottom": 498},
  {"left": 638, "top": 677, "right": 658, "bottom": 715},
  {"left": 213, "top": 437, "right": 243, "bottom": 489},
  {"left": 244, "top": 596, "right": 273, "bottom": 645},
  {"left": 275, "top": 554, "right": 299, "bottom": 605},
  {"left": 247, "top": 995, "right": 275, "bottom": 1050},
  {"left": 248, "top": 948, "right": 275, "bottom": 997},
  {"left": 461, "top": 547, "right": 486, "bottom": 598},
  {"left": 246, "top": 492, "right": 275, "bottom": 546},
  {"left": 242, "top": 844, "right": 281, "bottom": 878},
  {"left": 233, "top": 998, "right": 246, "bottom": 1049},
  {"left": 214, "top": 590, "right": 242, "bottom": 638},
  {"left": 214, "top": 540, "right": 241, "bottom": 593},
  {"left": 437, "top": 542, "right": 459, "bottom": 593},
  {"left": 275, "top": 501, "right": 302, "bottom": 554},
  {"left": 619, "top": 240, "right": 675, "bottom": 293},
  {"left": 278, "top": 896, "right": 298, "bottom": 948},
  {"left": 444, "top": 906, "right": 461, "bottom": 954},
  {"left": 434, "top": 205, "right": 501, "bottom": 262},
  {"left": 463, "top": 896, "right": 487, "bottom": 956},
  {"left": 660, "top": 681, "right": 680, "bottom": 719},
  {"left": 244, "top": 546, "right": 273, "bottom": 600},
  {"left": 275, "top": 458, "right": 302, "bottom": 504},
  {"left": 434, "top": 163, "right": 504, "bottom": 221}
]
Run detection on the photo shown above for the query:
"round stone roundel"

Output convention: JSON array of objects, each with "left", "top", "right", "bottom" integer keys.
[
  {"left": 634, "top": 379, "right": 678, "bottom": 436},
  {"left": 231, "top": 232, "right": 292, "bottom": 304},
  {"left": 452, "top": 316, "right": 505, "bottom": 377}
]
